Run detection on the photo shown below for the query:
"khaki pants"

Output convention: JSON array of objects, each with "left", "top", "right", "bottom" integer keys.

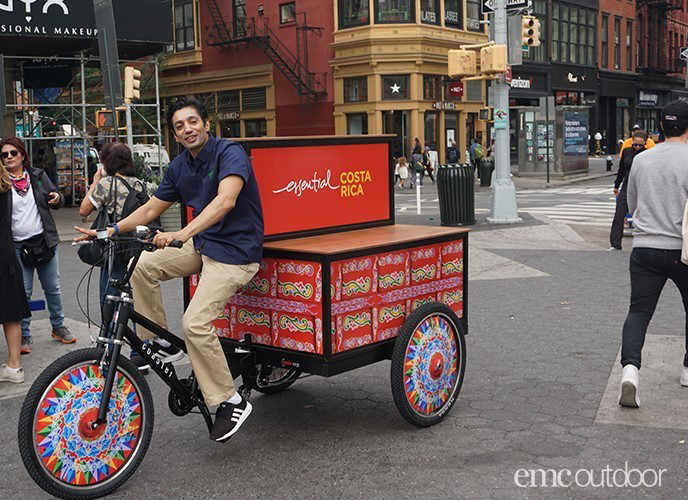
[{"left": 130, "top": 239, "right": 258, "bottom": 407}]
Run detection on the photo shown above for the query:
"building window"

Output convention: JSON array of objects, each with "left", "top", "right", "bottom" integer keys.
[
  {"left": 614, "top": 17, "right": 620, "bottom": 70},
  {"left": 466, "top": 0, "right": 483, "bottom": 32},
  {"left": 444, "top": 0, "right": 462, "bottom": 28},
  {"left": 347, "top": 113, "right": 368, "bottom": 134},
  {"left": 423, "top": 75, "right": 442, "bottom": 100},
  {"left": 221, "top": 121, "right": 241, "bottom": 138},
  {"left": 465, "top": 80, "right": 482, "bottom": 102},
  {"left": 382, "top": 75, "right": 410, "bottom": 100},
  {"left": 551, "top": 3, "right": 559, "bottom": 62},
  {"left": 233, "top": 0, "right": 247, "bottom": 38},
  {"left": 339, "top": 0, "right": 370, "bottom": 28},
  {"left": 524, "top": 0, "right": 546, "bottom": 63},
  {"left": 420, "top": 0, "right": 440, "bottom": 25},
  {"left": 245, "top": 119, "right": 267, "bottom": 137},
  {"left": 626, "top": 20, "right": 632, "bottom": 71},
  {"left": 553, "top": 4, "right": 595, "bottom": 66},
  {"left": 344, "top": 77, "right": 368, "bottom": 102},
  {"left": 174, "top": 0, "right": 195, "bottom": 52},
  {"left": 280, "top": 2, "right": 296, "bottom": 24},
  {"left": 375, "top": 0, "right": 414, "bottom": 24},
  {"left": 218, "top": 90, "right": 240, "bottom": 113},
  {"left": 241, "top": 87, "right": 267, "bottom": 110},
  {"left": 601, "top": 14, "right": 608, "bottom": 68},
  {"left": 424, "top": 112, "right": 439, "bottom": 151}
]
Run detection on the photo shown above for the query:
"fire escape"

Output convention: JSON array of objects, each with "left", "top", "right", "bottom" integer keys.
[
  {"left": 637, "top": 0, "right": 684, "bottom": 74},
  {"left": 204, "top": 0, "right": 326, "bottom": 99}
]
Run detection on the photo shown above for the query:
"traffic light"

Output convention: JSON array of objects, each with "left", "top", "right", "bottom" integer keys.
[
  {"left": 95, "top": 108, "right": 126, "bottom": 130},
  {"left": 123, "top": 66, "right": 142, "bottom": 102},
  {"left": 480, "top": 44, "right": 507, "bottom": 74},
  {"left": 448, "top": 49, "right": 477, "bottom": 78},
  {"left": 522, "top": 15, "right": 540, "bottom": 47}
]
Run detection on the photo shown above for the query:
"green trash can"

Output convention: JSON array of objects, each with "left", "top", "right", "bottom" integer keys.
[
  {"left": 437, "top": 164, "right": 476, "bottom": 226},
  {"left": 479, "top": 159, "right": 494, "bottom": 187}
]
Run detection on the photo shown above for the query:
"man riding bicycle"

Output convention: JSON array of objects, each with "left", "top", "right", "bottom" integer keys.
[{"left": 76, "top": 95, "right": 264, "bottom": 442}]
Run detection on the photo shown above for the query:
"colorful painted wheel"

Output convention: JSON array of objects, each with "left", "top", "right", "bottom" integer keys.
[
  {"left": 18, "top": 348, "right": 154, "bottom": 499},
  {"left": 390, "top": 303, "right": 466, "bottom": 427}
]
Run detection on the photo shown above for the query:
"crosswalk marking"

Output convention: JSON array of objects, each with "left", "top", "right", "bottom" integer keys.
[
  {"left": 518, "top": 187, "right": 612, "bottom": 195},
  {"left": 521, "top": 201, "right": 616, "bottom": 226}
]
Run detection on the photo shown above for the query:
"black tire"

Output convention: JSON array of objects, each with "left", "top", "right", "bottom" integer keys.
[
  {"left": 390, "top": 303, "right": 466, "bottom": 427},
  {"left": 247, "top": 364, "right": 301, "bottom": 394},
  {"left": 18, "top": 348, "right": 154, "bottom": 499}
]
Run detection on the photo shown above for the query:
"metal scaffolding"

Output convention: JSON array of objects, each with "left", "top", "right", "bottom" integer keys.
[{"left": 1, "top": 51, "right": 163, "bottom": 206}]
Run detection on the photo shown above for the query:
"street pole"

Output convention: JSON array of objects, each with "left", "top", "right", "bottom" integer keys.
[
  {"left": 488, "top": 0, "right": 521, "bottom": 223},
  {"left": 125, "top": 100, "right": 134, "bottom": 146}
]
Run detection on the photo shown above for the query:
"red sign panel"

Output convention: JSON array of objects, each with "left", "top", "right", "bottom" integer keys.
[
  {"left": 250, "top": 142, "right": 391, "bottom": 238},
  {"left": 449, "top": 81, "right": 464, "bottom": 97},
  {"left": 505, "top": 65, "right": 512, "bottom": 84}
]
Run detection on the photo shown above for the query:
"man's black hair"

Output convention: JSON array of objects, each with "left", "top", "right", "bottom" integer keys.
[
  {"left": 165, "top": 96, "right": 209, "bottom": 130},
  {"left": 632, "top": 130, "right": 647, "bottom": 140}
]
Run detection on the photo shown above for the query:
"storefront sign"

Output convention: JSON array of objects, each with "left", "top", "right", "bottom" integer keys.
[
  {"left": 0, "top": 0, "right": 172, "bottom": 43},
  {"left": 563, "top": 111, "right": 588, "bottom": 156},
  {"left": 582, "top": 95, "right": 597, "bottom": 106},
  {"left": 432, "top": 102, "right": 457, "bottom": 110},
  {"left": 505, "top": 65, "right": 512, "bottom": 84},
  {"left": 250, "top": 142, "right": 391, "bottom": 237},
  {"left": 449, "top": 81, "right": 463, "bottom": 97},
  {"left": 617, "top": 98, "right": 629, "bottom": 107},
  {"left": 638, "top": 91, "right": 659, "bottom": 107},
  {"left": 217, "top": 112, "right": 240, "bottom": 120},
  {"left": 510, "top": 76, "right": 532, "bottom": 89}
]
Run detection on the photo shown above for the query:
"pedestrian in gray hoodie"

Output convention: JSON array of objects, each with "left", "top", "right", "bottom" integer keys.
[{"left": 619, "top": 99, "right": 688, "bottom": 408}]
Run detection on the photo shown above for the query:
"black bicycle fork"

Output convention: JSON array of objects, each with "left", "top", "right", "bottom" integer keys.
[{"left": 93, "top": 293, "right": 215, "bottom": 432}]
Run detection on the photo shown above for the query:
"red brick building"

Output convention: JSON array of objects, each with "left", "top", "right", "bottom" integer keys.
[
  {"left": 635, "top": 0, "right": 688, "bottom": 141},
  {"left": 597, "top": 0, "right": 638, "bottom": 150}
]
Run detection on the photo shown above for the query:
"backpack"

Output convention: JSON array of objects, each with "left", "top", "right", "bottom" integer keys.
[
  {"left": 474, "top": 144, "right": 485, "bottom": 161},
  {"left": 448, "top": 147, "right": 459, "bottom": 164},
  {"left": 115, "top": 177, "right": 162, "bottom": 265}
]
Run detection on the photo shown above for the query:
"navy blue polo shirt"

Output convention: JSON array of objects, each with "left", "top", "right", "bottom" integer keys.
[{"left": 155, "top": 136, "right": 264, "bottom": 264}]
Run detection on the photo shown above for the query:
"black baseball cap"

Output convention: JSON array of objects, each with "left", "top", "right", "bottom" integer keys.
[{"left": 660, "top": 100, "right": 688, "bottom": 125}]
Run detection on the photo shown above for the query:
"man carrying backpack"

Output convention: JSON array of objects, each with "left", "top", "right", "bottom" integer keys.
[
  {"left": 469, "top": 138, "right": 485, "bottom": 177},
  {"left": 75, "top": 95, "right": 264, "bottom": 443}
]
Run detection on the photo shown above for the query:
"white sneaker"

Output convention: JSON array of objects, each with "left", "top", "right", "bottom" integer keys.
[
  {"left": 681, "top": 367, "right": 688, "bottom": 387},
  {"left": 619, "top": 364, "right": 640, "bottom": 408},
  {"left": 0, "top": 364, "right": 25, "bottom": 384}
]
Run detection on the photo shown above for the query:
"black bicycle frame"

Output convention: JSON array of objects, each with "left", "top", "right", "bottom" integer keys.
[{"left": 92, "top": 239, "right": 214, "bottom": 431}]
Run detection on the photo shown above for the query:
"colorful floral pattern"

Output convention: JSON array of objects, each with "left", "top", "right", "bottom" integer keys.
[
  {"left": 33, "top": 363, "right": 142, "bottom": 486},
  {"left": 441, "top": 259, "right": 463, "bottom": 276},
  {"left": 341, "top": 258, "right": 372, "bottom": 274},
  {"left": 379, "top": 304, "right": 405, "bottom": 323},
  {"left": 278, "top": 281, "right": 314, "bottom": 300},
  {"left": 238, "top": 309, "right": 270, "bottom": 327},
  {"left": 343, "top": 277, "right": 372, "bottom": 297},
  {"left": 403, "top": 315, "right": 459, "bottom": 415},
  {"left": 243, "top": 278, "right": 270, "bottom": 295},
  {"left": 343, "top": 312, "right": 372, "bottom": 332},
  {"left": 278, "top": 262, "right": 314, "bottom": 276},
  {"left": 379, "top": 271, "right": 405, "bottom": 289},
  {"left": 278, "top": 315, "right": 314, "bottom": 334},
  {"left": 411, "top": 264, "right": 437, "bottom": 283}
]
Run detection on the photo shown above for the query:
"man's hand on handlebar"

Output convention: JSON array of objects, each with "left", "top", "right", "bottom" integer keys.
[
  {"left": 73, "top": 225, "right": 114, "bottom": 242},
  {"left": 153, "top": 230, "right": 189, "bottom": 249}
]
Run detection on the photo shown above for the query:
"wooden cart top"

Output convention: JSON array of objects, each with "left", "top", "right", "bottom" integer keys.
[{"left": 263, "top": 224, "right": 470, "bottom": 255}]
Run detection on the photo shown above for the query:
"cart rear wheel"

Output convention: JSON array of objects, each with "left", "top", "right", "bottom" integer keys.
[
  {"left": 390, "top": 303, "right": 466, "bottom": 427},
  {"left": 247, "top": 364, "right": 301, "bottom": 394}
]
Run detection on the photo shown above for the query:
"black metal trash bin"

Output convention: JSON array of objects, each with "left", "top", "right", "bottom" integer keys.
[
  {"left": 437, "top": 164, "right": 476, "bottom": 226},
  {"left": 479, "top": 159, "right": 494, "bottom": 187}
]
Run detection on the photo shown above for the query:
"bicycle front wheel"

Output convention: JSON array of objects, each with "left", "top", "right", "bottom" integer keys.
[{"left": 18, "top": 348, "right": 154, "bottom": 499}]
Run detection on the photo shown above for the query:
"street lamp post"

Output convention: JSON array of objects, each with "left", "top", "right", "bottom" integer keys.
[{"left": 488, "top": 0, "right": 521, "bottom": 224}]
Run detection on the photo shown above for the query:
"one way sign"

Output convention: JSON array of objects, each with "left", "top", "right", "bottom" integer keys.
[
  {"left": 482, "top": 0, "right": 529, "bottom": 14},
  {"left": 681, "top": 47, "right": 688, "bottom": 61}
]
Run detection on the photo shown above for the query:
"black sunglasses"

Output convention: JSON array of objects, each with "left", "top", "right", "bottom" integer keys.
[
  {"left": 1, "top": 150, "right": 19, "bottom": 159},
  {"left": 631, "top": 143, "right": 644, "bottom": 148}
]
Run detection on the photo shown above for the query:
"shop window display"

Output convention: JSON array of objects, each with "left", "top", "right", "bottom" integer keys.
[
  {"left": 375, "top": 0, "right": 414, "bottom": 23},
  {"left": 420, "top": 0, "right": 440, "bottom": 25},
  {"left": 382, "top": 75, "right": 410, "bottom": 100},
  {"left": 444, "top": 0, "right": 462, "bottom": 28},
  {"left": 339, "top": 0, "right": 370, "bottom": 28}
]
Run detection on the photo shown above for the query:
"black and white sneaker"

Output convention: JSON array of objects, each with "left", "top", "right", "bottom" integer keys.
[
  {"left": 131, "top": 339, "right": 184, "bottom": 372},
  {"left": 210, "top": 396, "right": 253, "bottom": 442}
]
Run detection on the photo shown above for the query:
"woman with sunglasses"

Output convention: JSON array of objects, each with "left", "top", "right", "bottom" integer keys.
[
  {"left": 0, "top": 149, "right": 31, "bottom": 383},
  {"left": 609, "top": 130, "right": 647, "bottom": 251},
  {"left": 0, "top": 137, "right": 74, "bottom": 355}
]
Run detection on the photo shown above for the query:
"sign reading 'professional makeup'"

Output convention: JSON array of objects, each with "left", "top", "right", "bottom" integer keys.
[{"left": 0, "top": 0, "right": 172, "bottom": 43}]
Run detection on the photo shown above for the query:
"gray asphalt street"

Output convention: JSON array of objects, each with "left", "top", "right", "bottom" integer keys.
[{"left": 3, "top": 172, "right": 688, "bottom": 499}]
